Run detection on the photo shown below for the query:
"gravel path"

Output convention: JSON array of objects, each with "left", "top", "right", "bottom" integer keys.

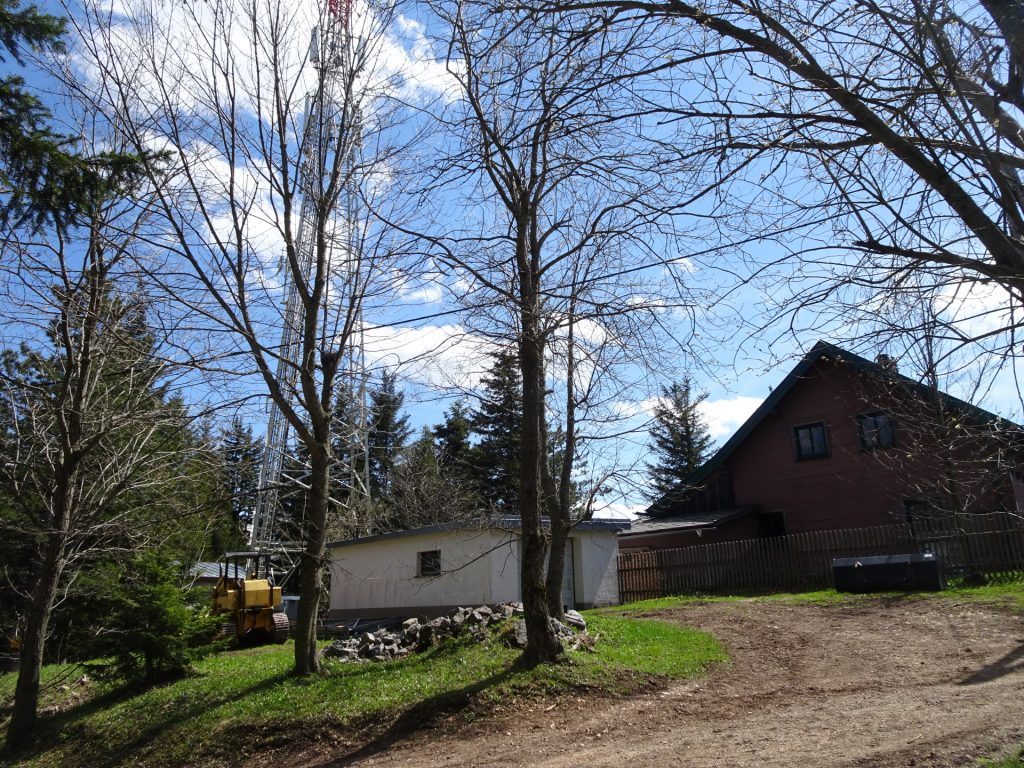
[{"left": 298, "top": 597, "right": 1024, "bottom": 767}]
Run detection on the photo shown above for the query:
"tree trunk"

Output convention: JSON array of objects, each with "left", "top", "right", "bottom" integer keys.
[
  {"left": 542, "top": 426, "right": 567, "bottom": 620},
  {"left": 6, "top": 531, "right": 66, "bottom": 753},
  {"left": 545, "top": 320, "right": 577, "bottom": 621},
  {"left": 518, "top": 328, "right": 562, "bottom": 664},
  {"left": 293, "top": 441, "right": 330, "bottom": 676},
  {"left": 545, "top": 521, "right": 568, "bottom": 621}
]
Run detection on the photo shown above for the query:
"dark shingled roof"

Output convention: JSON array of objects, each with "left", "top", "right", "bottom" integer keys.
[{"left": 620, "top": 506, "right": 759, "bottom": 537}]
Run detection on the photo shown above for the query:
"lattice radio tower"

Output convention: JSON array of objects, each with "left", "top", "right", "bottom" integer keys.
[{"left": 249, "top": 0, "right": 368, "bottom": 557}]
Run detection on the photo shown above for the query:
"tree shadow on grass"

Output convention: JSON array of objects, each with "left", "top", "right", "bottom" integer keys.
[
  {"left": 314, "top": 658, "right": 535, "bottom": 767},
  {"left": 13, "top": 669, "right": 293, "bottom": 768}
]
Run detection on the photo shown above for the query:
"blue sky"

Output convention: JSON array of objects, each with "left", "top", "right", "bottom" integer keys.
[{"left": 7, "top": 0, "right": 1024, "bottom": 519}]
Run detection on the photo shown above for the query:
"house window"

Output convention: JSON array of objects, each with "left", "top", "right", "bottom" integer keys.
[
  {"left": 757, "top": 509, "right": 787, "bottom": 538},
  {"left": 859, "top": 411, "right": 895, "bottom": 450},
  {"left": 793, "top": 421, "right": 829, "bottom": 459},
  {"left": 418, "top": 550, "right": 441, "bottom": 577}
]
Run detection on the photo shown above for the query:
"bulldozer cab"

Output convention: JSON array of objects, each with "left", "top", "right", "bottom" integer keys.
[
  {"left": 214, "top": 552, "right": 281, "bottom": 611},
  {"left": 218, "top": 551, "right": 274, "bottom": 584},
  {"left": 212, "top": 551, "right": 289, "bottom": 644}
]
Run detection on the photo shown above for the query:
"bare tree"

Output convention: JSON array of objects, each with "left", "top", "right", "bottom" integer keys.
[
  {"left": 0, "top": 187, "right": 203, "bottom": 750},
  {"left": 524, "top": 0, "right": 1024, "bottom": 380},
  {"left": 419, "top": 0, "right": 704, "bottom": 659},
  {"left": 63, "top": 0, "right": 427, "bottom": 674}
]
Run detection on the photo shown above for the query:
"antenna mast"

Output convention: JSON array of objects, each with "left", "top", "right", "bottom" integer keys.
[{"left": 249, "top": 0, "right": 368, "bottom": 555}]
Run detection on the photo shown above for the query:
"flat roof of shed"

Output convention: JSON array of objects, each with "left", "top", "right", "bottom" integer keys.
[{"left": 328, "top": 516, "right": 630, "bottom": 549}]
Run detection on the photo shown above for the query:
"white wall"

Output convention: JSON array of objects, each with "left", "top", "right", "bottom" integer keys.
[
  {"left": 328, "top": 528, "right": 519, "bottom": 618},
  {"left": 573, "top": 531, "right": 620, "bottom": 607},
  {"left": 328, "top": 525, "right": 622, "bottom": 619}
]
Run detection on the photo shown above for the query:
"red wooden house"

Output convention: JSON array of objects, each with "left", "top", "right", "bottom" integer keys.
[{"left": 620, "top": 341, "right": 1023, "bottom": 551}]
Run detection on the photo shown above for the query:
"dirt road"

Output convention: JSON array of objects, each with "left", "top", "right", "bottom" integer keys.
[{"left": 314, "top": 598, "right": 1024, "bottom": 767}]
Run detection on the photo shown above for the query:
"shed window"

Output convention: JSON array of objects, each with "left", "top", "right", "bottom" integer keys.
[
  {"left": 858, "top": 411, "right": 895, "bottom": 450},
  {"left": 793, "top": 421, "right": 829, "bottom": 459},
  {"left": 418, "top": 549, "right": 441, "bottom": 577}
]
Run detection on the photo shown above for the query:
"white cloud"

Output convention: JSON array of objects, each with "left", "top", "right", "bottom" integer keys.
[
  {"left": 935, "top": 280, "right": 1014, "bottom": 339},
  {"left": 401, "top": 284, "right": 443, "bottom": 304},
  {"left": 78, "top": 0, "right": 455, "bottom": 130},
  {"left": 698, "top": 396, "right": 763, "bottom": 440},
  {"left": 590, "top": 501, "right": 644, "bottom": 521},
  {"left": 607, "top": 392, "right": 762, "bottom": 443},
  {"left": 361, "top": 323, "right": 494, "bottom": 389}
]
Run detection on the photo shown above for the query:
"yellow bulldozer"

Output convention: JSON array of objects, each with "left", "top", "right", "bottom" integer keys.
[{"left": 212, "top": 551, "right": 290, "bottom": 645}]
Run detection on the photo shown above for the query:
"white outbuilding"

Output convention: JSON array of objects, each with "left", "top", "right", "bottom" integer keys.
[{"left": 327, "top": 517, "right": 629, "bottom": 620}]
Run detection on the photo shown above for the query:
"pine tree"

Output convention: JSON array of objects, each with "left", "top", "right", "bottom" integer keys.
[
  {"left": 366, "top": 371, "right": 412, "bottom": 500},
  {"left": 471, "top": 350, "right": 523, "bottom": 514},
  {"left": 433, "top": 400, "right": 474, "bottom": 480},
  {"left": 0, "top": 0, "right": 147, "bottom": 231},
  {"left": 645, "top": 379, "right": 713, "bottom": 506},
  {"left": 218, "top": 418, "right": 263, "bottom": 542}
]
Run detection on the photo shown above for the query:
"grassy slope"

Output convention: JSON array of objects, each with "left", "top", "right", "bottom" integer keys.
[
  {"left": 0, "top": 613, "right": 725, "bottom": 768},
  {"left": 7, "top": 582, "right": 1020, "bottom": 767},
  {"left": 609, "top": 580, "right": 1024, "bottom": 613}
]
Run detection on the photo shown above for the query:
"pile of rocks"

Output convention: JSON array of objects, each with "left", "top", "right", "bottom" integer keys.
[{"left": 322, "top": 603, "right": 589, "bottom": 662}]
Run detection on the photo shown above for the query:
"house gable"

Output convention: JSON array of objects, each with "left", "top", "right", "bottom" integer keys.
[{"left": 629, "top": 341, "right": 1021, "bottom": 550}]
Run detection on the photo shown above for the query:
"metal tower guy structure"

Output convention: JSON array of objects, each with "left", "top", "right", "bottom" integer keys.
[{"left": 249, "top": 0, "right": 368, "bottom": 555}]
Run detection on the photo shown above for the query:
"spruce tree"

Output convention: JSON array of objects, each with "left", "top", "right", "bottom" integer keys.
[
  {"left": 390, "top": 427, "right": 481, "bottom": 529},
  {"left": 366, "top": 371, "right": 412, "bottom": 500},
  {"left": 645, "top": 379, "right": 713, "bottom": 507},
  {"left": 218, "top": 418, "right": 263, "bottom": 546},
  {"left": 433, "top": 400, "right": 474, "bottom": 480},
  {"left": 471, "top": 350, "right": 523, "bottom": 514}
]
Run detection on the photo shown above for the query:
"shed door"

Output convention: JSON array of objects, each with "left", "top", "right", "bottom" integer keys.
[{"left": 560, "top": 541, "right": 575, "bottom": 609}]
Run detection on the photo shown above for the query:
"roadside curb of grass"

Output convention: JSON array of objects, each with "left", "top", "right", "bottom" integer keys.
[{"left": 602, "top": 580, "right": 1024, "bottom": 616}]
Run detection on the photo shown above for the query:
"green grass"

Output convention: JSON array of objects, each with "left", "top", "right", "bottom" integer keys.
[
  {"left": 0, "top": 613, "right": 725, "bottom": 768},
  {"left": 609, "top": 589, "right": 864, "bottom": 614},
  {"left": 944, "top": 579, "right": 1024, "bottom": 609},
  {"left": 980, "top": 746, "right": 1024, "bottom": 767},
  {"left": 610, "top": 579, "right": 1024, "bottom": 614}
]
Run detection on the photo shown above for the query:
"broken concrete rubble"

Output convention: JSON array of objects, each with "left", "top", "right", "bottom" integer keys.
[{"left": 321, "top": 602, "right": 590, "bottom": 663}]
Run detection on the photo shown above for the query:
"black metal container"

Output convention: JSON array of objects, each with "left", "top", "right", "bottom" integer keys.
[{"left": 832, "top": 553, "right": 945, "bottom": 592}]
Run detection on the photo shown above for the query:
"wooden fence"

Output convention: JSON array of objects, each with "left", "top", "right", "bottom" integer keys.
[{"left": 617, "top": 512, "right": 1024, "bottom": 603}]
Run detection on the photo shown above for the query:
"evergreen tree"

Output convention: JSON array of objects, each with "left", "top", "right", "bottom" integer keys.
[
  {"left": 330, "top": 383, "right": 362, "bottom": 497},
  {"left": 79, "top": 552, "right": 218, "bottom": 687},
  {"left": 0, "top": 0, "right": 147, "bottom": 231},
  {"left": 471, "top": 349, "right": 523, "bottom": 514},
  {"left": 433, "top": 400, "right": 474, "bottom": 482},
  {"left": 218, "top": 418, "right": 263, "bottom": 544},
  {"left": 645, "top": 379, "right": 713, "bottom": 506},
  {"left": 366, "top": 371, "right": 412, "bottom": 500}
]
